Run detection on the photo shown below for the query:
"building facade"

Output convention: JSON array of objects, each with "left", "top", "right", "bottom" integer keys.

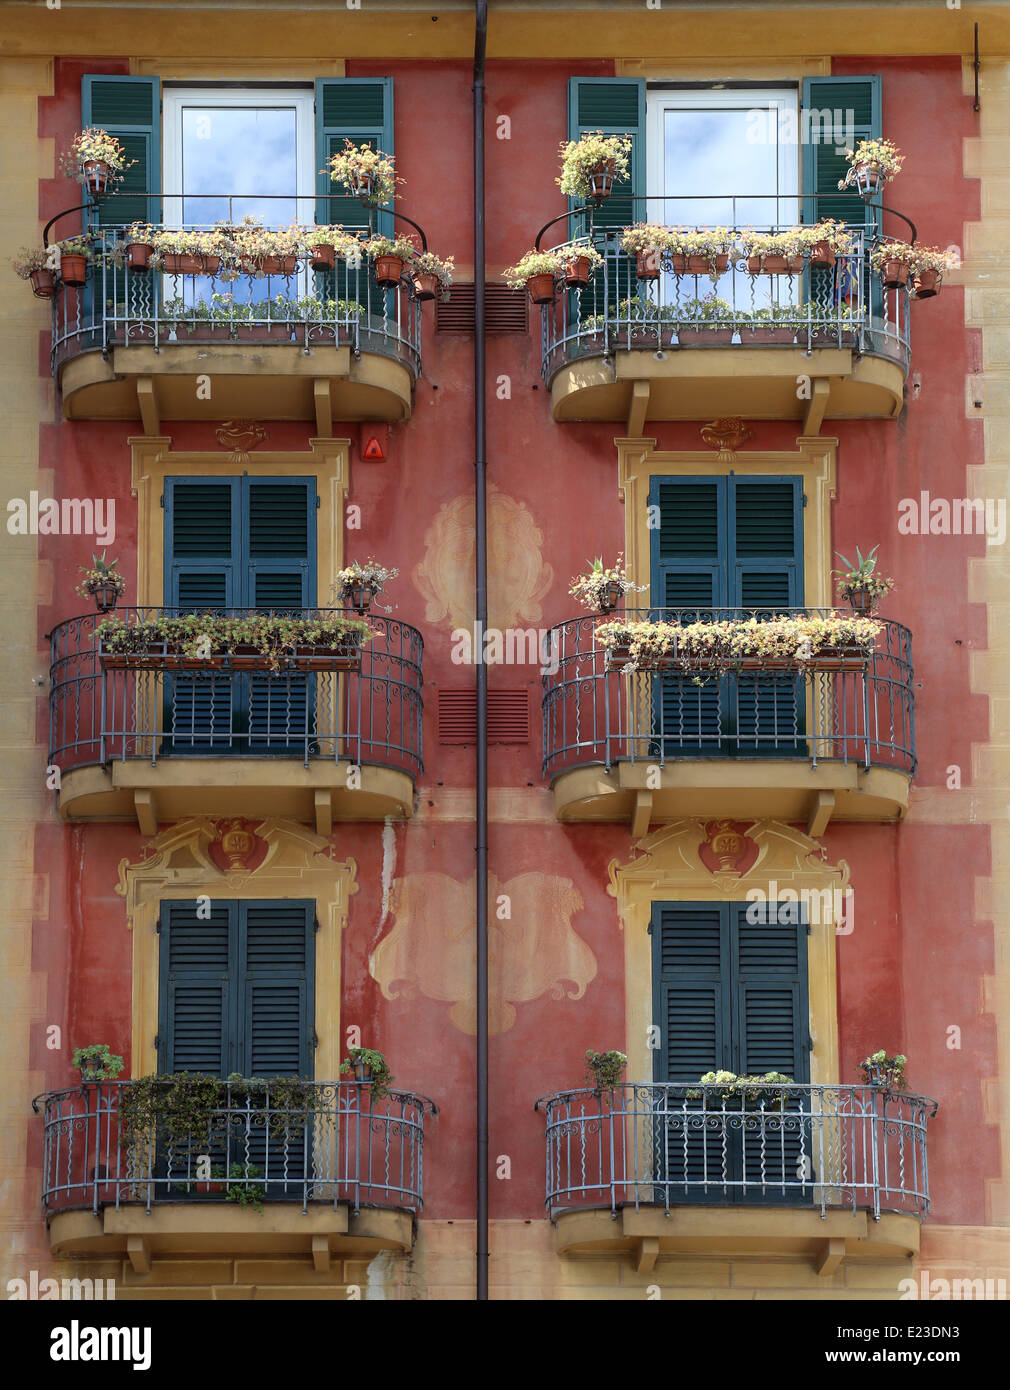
[{"left": 2, "top": 0, "right": 1009, "bottom": 1301}]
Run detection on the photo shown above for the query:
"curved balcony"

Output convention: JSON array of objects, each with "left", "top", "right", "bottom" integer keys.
[
  {"left": 538, "top": 210, "right": 911, "bottom": 429},
  {"left": 542, "top": 609, "right": 915, "bottom": 831},
  {"left": 34, "top": 1080, "right": 437, "bottom": 1266},
  {"left": 536, "top": 1083, "right": 937, "bottom": 1270},
  {"left": 51, "top": 226, "right": 421, "bottom": 429},
  {"left": 49, "top": 608, "right": 423, "bottom": 828}
]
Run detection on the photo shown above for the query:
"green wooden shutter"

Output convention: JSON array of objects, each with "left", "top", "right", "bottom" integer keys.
[
  {"left": 165, "top": 479, "right": 238, "bottom": 610},
  {"left": 239, "top": 901, "right": 315, "bottom": 1077},
  {"left": 734, "top": 904, "right": 809, "bottom": 1080},
  {"left": 653, "top": 903, "right": 730, "bottom": 1082},
  {"left": 801, "top": 76, "right": 881, "bottom": 229},
  {"left": 158, "top": 900, "right": 236, "bottom": 1075},
  {"left": 82, "top": 74, "right": 161, "bottom": 227}
]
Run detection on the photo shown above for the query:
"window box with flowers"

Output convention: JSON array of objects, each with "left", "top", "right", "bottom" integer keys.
[
  {"left": 672, "top": 226, "right": 734, "bottom": 277},
  {"left": 95, "top": 612, "right": 372, "bottom": 674},
  {"left": 596, "top": 613, "right": 883, "bottom": 675},
  {"left": 231, "top": 218, "right": 301, "bottom": 278},
  {"left": 504, "top": 249, "right": 563, "bottom": 305},
  {"left": 151, "top": 228, "right": 228, "bottom": 277},
  {"left": 60, "top": 128, "right": 135, "bottom": 197},
  {"left": 620, "top": 223, "right": 674, "bottom": 280},
  {"left": 838, "top": 138, "right": 904, "bottom": 200},
  {"left": 740, "top": 228, "right": 805, "bottom": 276},
  {"left": 739, "top": 303, "right": 797, "bottom": 345},
  {"left": 556, "top": 131, "right": 633, "bottom": 205}
]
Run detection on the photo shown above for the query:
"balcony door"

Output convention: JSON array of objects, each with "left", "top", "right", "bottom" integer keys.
[
  {"left": 649, "top": 474, "right": 806, "bottom": 757},
  {"left": 163, "top": 476, "right": 317, "bottom": 753},
  {"left": 651, "top": 901, "right": 812, "bottom": 1205}
]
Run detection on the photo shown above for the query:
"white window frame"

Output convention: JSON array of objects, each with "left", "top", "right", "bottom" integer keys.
[
  {"left": 646, "top": 87, "right": 799, "bottom": 230},
  {"left": 162, "top": 86, "right": 315, "bottom": 230}
]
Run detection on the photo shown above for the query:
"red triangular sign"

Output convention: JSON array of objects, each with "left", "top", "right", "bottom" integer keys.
[{"left": 362, "top": 435, "right": 385, "bottom": 460}]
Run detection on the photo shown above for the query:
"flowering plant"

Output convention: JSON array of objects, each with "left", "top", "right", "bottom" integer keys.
[
  {"left": 561, "top": 243, "right": 603, "bottom": 271},
  {"left": 584, "top": 1050, "right": 627, "bottom": 1090},
  {"left": 833, "top": 545, "right": 894, "bottom": 601},
  {"left": 619, "top": 222, "right": 676, "bottom": 257},
  {"left": 869, "top": 240, "right": 956, "bottom": 276},
  {"left": 12, "top": 247, "right": 52, "bottom": 277},
  {"left": 58, "top": 237, "right": 93, "bottom": 259},
  {"left": 75, "top": 551, "right": 127, "bottom": 600},
  {"left": 568, "top": 555, "right": 645, "bottom": 611},
  {"left": 230, "top": 218, "right": 302, "bottom": 273},
  {"left": 412, "top": 249, "right": 455, "bottom": 288},
  {"left": 596, "top": 613, "right": 882, "bottom": 677},
  {"left": 674, "top": 226, "right": 735, "bottom": 267},
  {"left": 839, "top": 138, "right": 904, "bottom": 190},
  {"left": 333, "top": 558, "right": 398, "bottom": 593},
  {"left": 798, "top": 218, "right": 856, "bottom": 254},
  {"left": 687, "top": 1070, "right": 795, "bottom": 1104},
  {"left": 96, "top": 612, "right": 371, "bottom": 674},
  {"left": 740, "top": 226, "right": 806, "bottom": 260},
  {"left": 365, "top": 234, "right": 420, "bottom": 262},
  {"left": 60, "top": 128, "right": 135, "bottom": 184},
  {"left": 304, "top": 224, "right": 365, "bottom": 259},
  {"left": 860, "top": 1050, "right": 907, "bottom": 1090},
  {"left": 327, "top": 139, "right": 399, "bottom": 205},
  {"left": 502, "top": 249, "right": 564, "bottom": 289},
  {"left": 556, "top": 131, "right": 633, "bottom": 199},
  {"left": 678, "top": 294, "right": 733, "bottom": 324}
]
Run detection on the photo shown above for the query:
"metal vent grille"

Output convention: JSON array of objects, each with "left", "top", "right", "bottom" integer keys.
[
  {"left": 435, "top": 283, "right": 528, "bottom": 334},
  {"left": 437, "top": 689, "right": 530, "bottom": 744}
]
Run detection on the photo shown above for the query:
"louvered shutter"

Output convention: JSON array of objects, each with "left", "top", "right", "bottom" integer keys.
[
  {"left": 567, "top": 78, "right": 645, "bottom": 317},
  {"left": 315, "top": 78, "right": 393, "bottom": 306},
  {"left": 238, "top": 901, "right": 314, "bottom": 1077},
  {"left": 82, "top": 75, "right": 161, "bottom": 228},
  {"left": 158, "top": 900, "right": 235, "bottom": 1075}
]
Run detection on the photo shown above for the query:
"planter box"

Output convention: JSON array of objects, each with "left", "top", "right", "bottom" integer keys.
[
  {"left": 604, "top": 644, "right": 870, "bottom": 673},
  {"left": 677, "top": 326, "right": 734, "bottom": 346},
  {"left": 740, "top": 325, "right": 796, "bottom": 345},
  {"left": 162, "top": 252, "right": 220, "bottom": 276},
  {"left": 235, "top": 324, "right": 293, "bottom": 342},
  {"left": 746, "top": 253, "right": 804, "bottom": 275},
  {"left": 99, "top": 640, "right": 363, "bottom": 673}
]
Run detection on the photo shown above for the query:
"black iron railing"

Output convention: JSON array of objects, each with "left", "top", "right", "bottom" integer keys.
[
  {"left": 49, "top": 608, "right": 423, "bottom": 778},
  {"left": 542, "top": 608, "right": 915, "bottom": 780}
]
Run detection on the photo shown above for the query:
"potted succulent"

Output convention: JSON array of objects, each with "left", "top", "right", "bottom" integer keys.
[
  {"left": 799, "top": 218, "right": 856, "bottom": 267},
  {"left": 556, "top": 131, "right": 633, "bottom": 204},
  {"left": 560, "top": 242, "right": 603, "bottom": 288},
  {"left": 504, "top": 249, "right": 563, "bottom": 305},
  {"left": 740, "top": 303, "right": 796, "bottom": 345},
  {"left": 871, "top": 241, "right": 954, "bottom": 298},
  {"left": 411, "top": 249, "right": 455, "bottom": 301},
  {"left": 620, "top": 223, "right": 673, "bottom": 280},
  {"left": 859, "top": 1049, "right": 908, "bottom": 1092},
  {"left": 676, "top": 294, "right": 734, "bottom": 346},
  {"left": 232, "top": 218, "right": 301, "bottom": 278},
  {"left": 13, "top": 246, "right": 57, "bottom": 299},
  {"left": 304, "top": 225, "right": 357, "bottom": 272},
  {"left": 57, "top": 237, "right": 92, "bottom": 288},
  {"left": 679, "top": 226, "right": 734, "bottom": 277},
  {"left": 340, "top": 1046, "right": 393, "bottom": 1101},
  {"left": 688, "top": 1070, "right": 795, "bottom": 1112},
  {"left": 741, "top": 227, "right": 805, "bottom": 275},
  {"left": 152, "top": 227, "right": 227, "bottom": 277},
  {"left": 60, "top": 127, "right": 134, "bottom": 197},
  {"left": 120, "top": 222, "right": 157, "bottom": 271},
  {"left": 333, "top": 557, "right": 398, "bottom": 611},
  {"left": 327, "top": 139, "right": 399, "bottom": 205},
  {"left": 568, "top": 555, "right": 645, "bottom": 614},
  {"left": 72, "top": 1044, "right": 125, "bottom": 1084},
  {"left": 584, "top": 1049, "right": 627, "bottom": 1092},
  {"left": 95, "top": 611, "right": 371, "bottom": 674},
  {"left": 839, "top": 138, "right": 904, "bottom": 200},
  {"left": 75, "top": 551, "right": 127, "bottom": 612},
  {"left": 833, "top": 545, "right": 894, "bottom": 614},
  {"left": 365, "top": 234, "right": 419, "bottom": 289}
]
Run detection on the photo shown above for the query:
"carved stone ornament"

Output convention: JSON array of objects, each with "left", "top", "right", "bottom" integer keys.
[{"left": 700, "top": 417, "right": 754, "bottom": 461}]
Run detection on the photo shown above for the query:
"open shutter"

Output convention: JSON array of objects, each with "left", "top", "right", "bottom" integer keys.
[
  {"left": 158, "top": 900, "right": 236, "bottom": 1075},
  {"left": 801, "top": 75, "right": 881, "bottom": 229},
  {"left": 239, "top": 901, "right": 314, "bottom": 1078},
  {"left": 82, "top": 75, "right": 161, "bottom": 228}
]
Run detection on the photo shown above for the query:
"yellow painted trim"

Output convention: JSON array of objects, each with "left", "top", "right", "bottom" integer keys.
[
  {"left": 116, "top": 816, "right": 357, "bottom": 1083},
  {"left": 607, "top": 818, "right": 846, "bottom": 1089},
  {"left": 616, "top": 58, "right": 831, "bottom": 80}
]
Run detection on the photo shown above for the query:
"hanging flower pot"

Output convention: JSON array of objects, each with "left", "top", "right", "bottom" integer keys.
[
  {"left": 854, "top": 165, "right": 885, "bottom": 199},
  {"left": 687, "top": 252, "right": 730, "bottom": 275},
  {"left": 310, "top": 243, "right": 336, "bottom": 271},
  {"left": 589, "top": 159, "right": 616, "bottom": 204},
  {"left": 846, "top": 586, "right": 876, "bottom": 614},
  {"left": 259, "top": 254, "right": 297, "bottom": 277},
  {"left": 913, "top": 268, "right": 942, "bottom": 299},
  {"left": 880, "top": 260, "right": 909, "bottom": 290},
  {"left": 341, "top": 582, "right": 375, "bottom": 612},
  {"left": 82, "top": 159, "right": 112, "bottom": 197},
  {"left": 808, "top": 240, "right": 836, "bottom": 267},
  {"left": 635, "top": 250, "right": 661, "bottom": 281},
  {"left": 60, "top": 253, "right": 88, "bottom": 287},
  {"left": 413, "top": 270, "right": 439, "bottom": 300},
  {"left": 757, "top": 253, "right": 804, "bottom": 275},
  {"left": 89, "top": 579, "right": 122, "bottom": 613},
  {"left": 526, "top": 272, "right": 557, "bottom": 305},
  {"left": 563, "top": 253, "right": 594, "bottom": 288},
  {"left": 126, "top": 241, "right": 154, "bottom": 271},
  {"left": 29, "top": 267, "right": 56, "bottom": 299},
  {"left": 597, "top": 580, "right": 625, "bottom": 614},
  {"left": 349, "top": 170, "right": 376, "bottom": 202},
  {"left": 374, "top": 254, "right": 406, "bottom": 288}
]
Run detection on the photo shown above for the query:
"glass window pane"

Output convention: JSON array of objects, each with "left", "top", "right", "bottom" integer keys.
[{"left": 181, "top": 106, "right": 299, "bottom": 227}]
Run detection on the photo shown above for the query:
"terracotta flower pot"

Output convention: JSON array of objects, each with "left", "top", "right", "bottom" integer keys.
[
  {"left": 29, "top": 267, "right": 56, "bottom": 299},
  {"left": 741, "top": 324, "right": 795, "bottom": 345},
  {"left": 162, "top": 252, "right": 203, "bottom": 275},
  {"left": 687, "top": 252, "right": 729, "bottom": 275},
  {"left": 635, "top": 250, "right": 662, "bottom": 280},
  {"left": 195, "top": 1181, "right": 226, "bottom": 1195},
  {"left": 126, "top": 241, "right": 154, "bottom": 271},
  {"left": 526, "top": 272, "right": 556, "bottom": 305},
  {"left": 341, "top": 582, "right": 376, "bottom": 612},
  {"left": 82, "top": 160, "right": 112, "bottom": 197},
  {"left": 808, "top": 240, "right": 836, "bottom": 267},
  {"left": 413, "top": 271, "right": 439, "bottom": 300},
  {"left": 259, "top": 254, "right": 297, "bottom": 276},
  {"left": 60, "top": 253, "right": 88, "bottom": 287},
  {"left": 200, "top": 254, "right": 222, "bottom": 277},
  {"left": 310, "top": 243, "right": 336, "bottom": 271},
  {"left": 589, "top": 160, "right": 616, "bottom": 203},
  {"left": 880, "top": 260, "right": 909, "bottom": 290},
  {"left": 597, "top": 580, "right": 624, "bottom": 614},
  {"left": 677, "top": 325, "right": 733, "bottom": 346},
  {"left": 236, "top": 323, "right": 291, "bottom": 342},
  {"left": 913, "top": 268, "right": 941, "bottom": 299},
  {"left": 846, "top": 587, "right": 876, "bottom": 614},
  {"left": 563, "top": 254, "right": 594, "bottom": 288},
  {"left": 374, "top": 254, "right": 405, "bottom": 288},
  {"left": 757, "top": 253, "right": 804, "bottom": 275}
]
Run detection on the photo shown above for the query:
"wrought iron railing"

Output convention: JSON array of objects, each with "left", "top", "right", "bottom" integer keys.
[
  {"left": 539, "top": 212, "right": 911, "bottom": 387},
  {"left": 536, "top": 1083, "right": 937, "bottom": 1218},
  {"left": 50, "top": 223, "right": 422, "bottom": 382},
  {"left": 49, "top": 608, "right": 423, "bottom": 777},
  {"left": 34, "top": 1080, "right": 437, "bottom": 1216},
  {"left": 542, "top": 608, "right": 914, "bottom": 780}
]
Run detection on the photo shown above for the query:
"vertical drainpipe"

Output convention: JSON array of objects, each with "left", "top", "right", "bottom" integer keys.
[{"left": 473, "top": 0, "right": 490, "bottom": 1303}]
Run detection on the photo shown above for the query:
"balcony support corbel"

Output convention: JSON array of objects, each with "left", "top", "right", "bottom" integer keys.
[
  {"left": 311, "top": 1235, "right": 332, "bottom": 1273},
  {"left": 816, "top": 1236, "right": 846, "bottom": 1277},
  {"left": 630, "top": 789, "right": 653, "bottom": 840},
  {"left": 133, "top": 789, "right": 158, "bottom": 838},
  {"left": 802, "top": 378, "right": 832, "bottom": 437},
  {"left": 634, "top": 1236, "right": 660, "bottom": 1274},
  {"left": 136, "top": 376, "right": 160, "bottom": 437},
  {"left": 626, "top": 380, "right": 651, "bottom": 438},
  {"left": 807, "top": 790, "right": 835, "bottom": 839},
  {"left": 313, "top": 379, "right": 333, "bottom": 438},
  {"left": 314, "top": 788, "right": 333, "bottom": 838},
  {"left": 126, "top": 1235, "right": 151, "bottom": 1275}
]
